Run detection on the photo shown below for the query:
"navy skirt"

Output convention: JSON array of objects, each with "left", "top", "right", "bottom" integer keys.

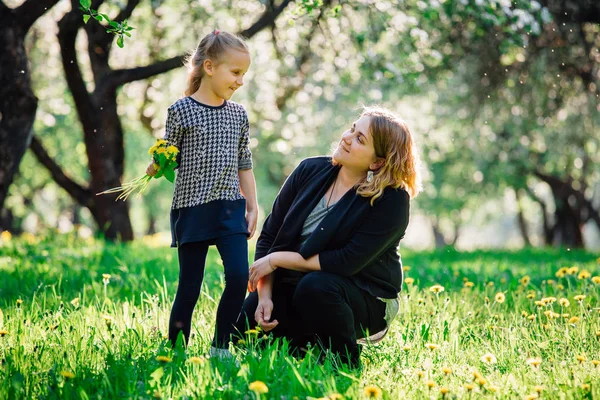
[{"left": 170, "top": 199, "right": 248, "bottom": 247}]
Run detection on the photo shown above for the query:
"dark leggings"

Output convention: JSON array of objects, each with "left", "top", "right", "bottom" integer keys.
[
  {"left": 169, "top": 234, "right": 248, "bottom": 349},
  {"left": 236, "top": 271, "right": 387, "bottom": 366}
]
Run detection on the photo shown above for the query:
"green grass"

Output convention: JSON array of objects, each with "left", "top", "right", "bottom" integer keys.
[{"left": 0, "top": 233, "right": 599, "bottom": 399}]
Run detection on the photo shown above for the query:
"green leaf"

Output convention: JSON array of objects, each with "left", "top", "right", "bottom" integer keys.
[
  {"left": 100, "top": 13, "right": 110, "bottom": 21},
  {"left": 164, "top": 168, "right": 175, "bottom": 183},
  {"left": 83, "top": 14, "right": 91, "bottom": 24},
  {"left": 154, "top": 169, "right": 164, "bottom": 179},
  {"left": 109, "top": 21, "right": 119, "bottom": 28},
  {"left": 116, "top": 36, "right": 124, "bottom": 48},
  {"left": 79, "top": 0, "right": 92, "bottom": 9},
  {"left": 94, "top": 15, "right": 103, "bottom": 22}
]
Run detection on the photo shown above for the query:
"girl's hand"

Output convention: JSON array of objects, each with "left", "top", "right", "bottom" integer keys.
[
  {"left": 248, "top": 255, "right": 277, "bottom": 291},
  {"left": 255, "top": 298, "right": 278, "bottom": 332},
  {"left": 146, "top": 162, "right": 158, "bottom": 176},
  {"left": 246, "top": 209, "right": 257, "bottom": 239}
]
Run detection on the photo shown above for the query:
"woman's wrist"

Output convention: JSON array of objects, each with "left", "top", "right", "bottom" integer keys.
[{"left": 268, "top": 254, "right": 277, "bottom": 271}]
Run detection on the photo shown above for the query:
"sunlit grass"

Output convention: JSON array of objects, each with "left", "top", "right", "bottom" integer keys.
[{"left": 0, "top": 233, "right": 599, "bottom": 398}]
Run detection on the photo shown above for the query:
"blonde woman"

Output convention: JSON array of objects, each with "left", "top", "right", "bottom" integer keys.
[{"left": 237, "top": 106, "right": 421, "bottom": 367}]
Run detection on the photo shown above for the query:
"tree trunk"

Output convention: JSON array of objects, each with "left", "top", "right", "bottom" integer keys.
[
  {"left": 0, "top": 6, "right": 37, "bottom": 212},
  {"left": 515, "top": 188, "right": 532, "bottom": 246}
]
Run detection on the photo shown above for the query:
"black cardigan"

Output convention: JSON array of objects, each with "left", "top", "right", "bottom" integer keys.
[{"left": 255, "top": 156, "right": 410, "bottom": 299}]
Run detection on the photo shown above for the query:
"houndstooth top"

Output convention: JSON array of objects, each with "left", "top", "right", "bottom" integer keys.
[{"left": 164, "top": 97, "right": 253, "bottom": 210}]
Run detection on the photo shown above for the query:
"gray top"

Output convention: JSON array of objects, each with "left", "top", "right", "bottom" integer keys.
[
  {"left": 164, "top": 97, "right": 253, "bottom": 210},
  {"left": 299, "top": 195, "right": 335, "bottom": 243}
]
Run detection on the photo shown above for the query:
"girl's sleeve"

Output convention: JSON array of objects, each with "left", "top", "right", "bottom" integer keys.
[
  {"left": 317, "top": 190, "right": 410, "bottom": 277},
  {"left": 255, "top": 161, "right": 307, "bottom": 260},
  {"left": 238, "top": 110, "right": 253, "bottom": 170},
  {"left": 164, "top": 106, "right": 183, "bottom": 168}
]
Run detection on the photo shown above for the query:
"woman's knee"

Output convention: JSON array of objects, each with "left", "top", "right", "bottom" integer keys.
[{"left": 293, "top": 272, "right": 342, "bottom": 307}]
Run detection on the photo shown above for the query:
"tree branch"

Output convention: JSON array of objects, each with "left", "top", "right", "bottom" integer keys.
[
  {"left": 29, "top": 135, "right": 94, "bottom": 209},
  {"left": 14, "top": 0, "right": 61, "bottom": 31},
  {"left": 103, "top": 55, "right": 184, "bottom": 90},
  {"left": 239, "top": 0, "right": 294, "bottom": 38}
]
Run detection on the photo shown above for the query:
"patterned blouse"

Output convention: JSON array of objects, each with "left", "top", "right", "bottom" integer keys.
[{"left": 164, "top": 97, "right": 253, "bottom": 210}]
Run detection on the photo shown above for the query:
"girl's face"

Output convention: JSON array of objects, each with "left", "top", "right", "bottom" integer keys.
[
  {"left": 207, "top": 49, "right": 251, "bottom": 100},
  {"left": 332, "top": 116, "right": 380, "bottom": 172}
]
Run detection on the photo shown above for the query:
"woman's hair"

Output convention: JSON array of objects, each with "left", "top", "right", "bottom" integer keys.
[
  {"left": 349, "top": 106, "right": 422, "bottom": 204},
  {"left": 184, "top": 30, "right": 249, "bottom": 96}
]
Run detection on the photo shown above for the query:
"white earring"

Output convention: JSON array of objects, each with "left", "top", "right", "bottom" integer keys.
[{"left": 367, "top": 170, "right": 374, "bottom": 182}]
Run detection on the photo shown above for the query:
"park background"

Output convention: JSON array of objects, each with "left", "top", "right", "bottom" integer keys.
[{"left": 1, "top": 0, "right": 600, "bottom": 399}]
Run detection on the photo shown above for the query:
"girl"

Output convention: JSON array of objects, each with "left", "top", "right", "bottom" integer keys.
[{"left": 147, "top": 30, "right": 257, "bottom": 358}]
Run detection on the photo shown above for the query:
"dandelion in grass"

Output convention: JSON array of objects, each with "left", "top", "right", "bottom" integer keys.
[
  {"left": 582, "top": 384, "right": 590, "bottom": 391},
  {"left": 102, "top": 273, "right": 111, "bottom": 284},
  {"left": 472, "top": 370, "right": 483, "bottom": 380},
  {"left": 439, "top": 387, "right": 449, "bottom": 398},
  {"left": 327, "top": 393, "right": 343, "bottom": 400},
  {"left": 60, "top": 371, "right": 75, "bottom": 380},
  {"left": 494, "top": 293, "right": 505, "bottom": 303},
  {"left": 402, "top": 344, "right": 411, "bottom": 351},
  {"left": 403, "top": 266, "right": 411, "bottom": 272},
  {"left": 0, "top": 330, "right": 8, "bottom": 337},
  {"left": 568, "top": 316, "right": 579, "bottom": 324},
  {"left": 524, "top": 394, "right": 539, "bottom": 400},
  {"left": 591, "top": 360, "right": 599, "bottom": 368},
  {"left": 527, "top": 292, "right": 536, "bottom": 300},
  {"left": 487, "top": 281, "right": 494, "bottom": 287},
  {"left": 567, "top": 266, "right": 579, "bottom": 275},
  {"left": 578, "top": 270, "right": 591, "bottom": 280},
  {"left": 556, "top": 267, "right": 569, "bottom": 278},
  {"left": 481, "top": 353, "right": 497, "bottom": 364},
  {"left": 429, "top": 284, "right": 444, "bottom": 294},
  {"left": 425, "top": 343, "right": 440, "bottom": 350},
  {"left": 527, "top": 314, "right": 536, "bottom": 321},
  {"left": 576, "top": 355, "right": 586, "bottom": 364},
  {"left": 487, "top": 386, "right": 499, "bottom": 393},
  {"left": 520, "top": 275, "right": 530, "bottom": 286},
  {"left": 97, "top": 139, "right": 179, "bottom": 201},
  {"left": 70, "top": 298, "right": 80, "bottom": 308},
  {"left": 102, "top": 315, "right": 113, "bottom": 327},
  {"left": 156, "top": 355, "right": 172, "bottom": 363},
  {"left": 574, "top": 294, "right": 586, "bottom": 303},
  {"left": 404, "top": 277, "right": 414, "bottom": 285},
  {"left": 541, "top": 297, "right": 556, "bottom": 305},
  {"left": 591, "top": 276, "right": 600, "bottom": 284},
  {"left": 363, "top": 385, "right": 382, "bottom": 398},
  {"left": 416, "top": 370, "right": 425, "bottom": 379},
  {"left": 526, "top": 357, "right": 541, "bottom": 369},
  {"left": 425, "top": 380, "right": 436, "bottom": 389},
  {"left": 464, "top": 383, "right": 475, "bottom": 392},
  {"left": 0, "top": 230, "right": 12, "bottom": 242},
  {"left": 559, "top": 298, "right": 570, "bottom": 307},
  {"left": 442, "top": 367, "right": 452, "bottom": 375},
  {"left": 464, "top": 281, "right": 474, "bottom": 288},
  {"left": 249, "top": 381, "right": 268, "bottom": 395},
  {"left": 533, "top": 386, "right": 544, "bottom": 394},
  {"left": 476, "top": 377, "right": 487, "bottom": 387},
  {"left": 188, "top": 356, "right": 202, "bottom": 364},
  {"left": 245, "top": 329, "right": 259, "bottom": 335}
]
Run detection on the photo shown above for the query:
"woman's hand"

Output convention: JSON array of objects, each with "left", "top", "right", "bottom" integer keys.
[
  {"left": 248, "top": 254, "right": 277, "bottom": 292},
  {"left": 255, "top": 298, "right": 278, "bottom": 332}
]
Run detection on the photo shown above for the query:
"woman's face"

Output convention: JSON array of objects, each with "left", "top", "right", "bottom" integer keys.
[{"left": 333, "top": 116, "right": 379, "bottom": 172}]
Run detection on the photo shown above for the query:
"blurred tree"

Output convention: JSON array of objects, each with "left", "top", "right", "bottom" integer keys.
[{"left": 0, "top": 0, "right": 60, "bottom": 228}]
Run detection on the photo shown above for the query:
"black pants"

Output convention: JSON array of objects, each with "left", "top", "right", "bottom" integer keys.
[
  {"left": 169, "top": 234, "right": 248, "bottom": 349},
  {"left": 236, "top": 271, "right": 387, "bottom": 366}
]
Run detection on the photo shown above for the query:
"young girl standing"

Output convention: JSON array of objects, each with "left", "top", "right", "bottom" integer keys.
[{"left": 147, "top": 30, "right": 257, "bottom": 358}]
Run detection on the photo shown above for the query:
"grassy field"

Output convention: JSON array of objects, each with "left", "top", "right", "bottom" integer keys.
[{"left": 0, "top": 232, "right": 599, "bottom": 399}]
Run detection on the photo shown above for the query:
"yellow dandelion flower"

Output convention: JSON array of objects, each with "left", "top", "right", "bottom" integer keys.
[
  {"left": 591, "top": 360, "right": 600, "bottom": 367},
  {"left": 156, "top": 356, "right": 171, "bottom": 363},
  {"left": 487, "top": 386, "right": 499, "bottom": 393},
  {"left": 472, "top": 370, "right": 483, "bottom": 380},
  {"left": 237, "top": 339, "right": 246, "bottom": 345},
  {"left": 439, "top": 387, "right": 449, "bottom": 395},
  {"left": 249, "top": 381, "right": 268, "bottom": 394},
  {"left": 363, "top": 385, "right": 382, "bottom": 398},
  {"left": 476, "top": 378, "right": 487, "bottom": 386},
  {"left": 429, "top": 285, "right": 444, "bottom": 294},
  {"left": 522, "top": 311, "right": 529, "bottom": 317},
  {"left": 16, "top": 299, "right": 23, "bottom": 305},
  {"left": 567, "top": 266, "right": 579, "bottom": 275},
  {"left": 0, "top": 330, "right": 8, "bottom": 337},
  {"left": 464, "top": 383, "right": 475, "bottom": 391},
  {"left": 403, "top": 266, "right": 411, "bottom": 272},
  {"left": 591, "top": 276, "right": 600, "bottom": 284},
  {"left": 0, "top": 230, "right": 12, "bottom": 241},
  {"left": 568, "top": 316, "right": 579, "bottom": 324},
  {"left": 328, "top": 394, "right": 343, "bottom": 400},
  {"left": 578, "top": 270, "right": 591, "bottom": 279},
  {"left": 102, "top": 315, "right": 113, "bottom": 325},
  {"left": 526, "top": 357, "right": 542, "bottom": 368},
  {"left": 487, "top": 281, "right": 494, "bottom": 287},
  {"left": 527, "top": 293, "right": 536, "bottom": 300},
  {"left": 245, "top": 329, "right": 259, "bottom": 335},
  {"left": 402, "top": 345, "right": 411, "bottom": 351},
  {"left": 102, "top": 273, "right": 111, "bottom": 280},
  {"left": 574, "top": 294, "right": 586, "bottom": 302},
  {"left": 425, "top": 343, "right": 440, "bottom": 350},
  {"left": 520, "top": 275, "right": 531, "bottom": 285},
  {"left": 534, "top": 300, "right": 544, "bottom": 307},
  {"left": 495, "top": 293, "right": 506, "bottom": 303},
  {"left": 559, "top": 298, "right": 570, "bottom": 307},
  {"left": 442, "top": 367, "right": 452, "bottom": 375},
  {"left": 481, "top": 353, "right": 497, "bottom": 364},
  {"left": 576, "top": 355, "right": 586, "bottom": 363},
  {"left": 527, "top": 314, "right": 536, "bottom": 321},
  {"left": 188, "top": 356, "right": 203, "bottom": 364},
  {"left": 547, "top": 279, "right": 556, "bottom": 285},
  {"left": 556, "top": 267, "right": 569, "bottom": 278},
  {"left": 156, "top": 139, "right": 167, "bottom": 146},
  {"left": 404, "top": 277, "right": 414, "bottom": 285},
  {"left": 557, "top": 284, "right": 565, "bottom": 290},
  {"left": 484, "top": 297, "right": 490, "bottom": 304},
  {"left": 597, "top": 331, "right": 600, "bottom": 337},
  {"left": 70, "top": 298, "right": 80, "bottom": 307},
  {"left": 60, "top": 370, "right": 75, "bottom": 379},
  {"left": 533, "top": 386, "right": 543, "bottom": 393},
  {"left": 561, "top": 313, "right": 569, "bottom": 318},
  {"left": 524, "top": 394, "right": 539, "bottom": 400},
  {"left": 167, "top": 145, "right": 179, "bottom": 155},
  {"left": 416, "top": 370, "right": 425, "bottom": 379},
  {"left": 425, "top": 380, "right": 435, "bottom": 388},
  {"left": 541, "top": 297, "right": 556, "bottom": 305},
  {"left": 582, "top": 384, "right": 590, "bottom": 390},
  {"left": 464, "top": 281, "right": 474, "bottom": 288},
  {"left": 417, "top": 298, "right": 424, "bottom": 305}
]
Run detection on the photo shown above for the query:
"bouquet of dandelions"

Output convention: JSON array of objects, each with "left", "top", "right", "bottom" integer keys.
[{"left": 97, "top": 139, "right": 179, "bottom": 201}]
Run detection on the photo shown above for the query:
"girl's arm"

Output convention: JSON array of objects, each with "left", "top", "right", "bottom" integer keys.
[{"left": 239, "top": 169, "right": 258, "bottom": 239}]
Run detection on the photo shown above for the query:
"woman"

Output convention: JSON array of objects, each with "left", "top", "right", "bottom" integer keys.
[{"left": 236, "top": 106, "right": 421, "bottom": 367}]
